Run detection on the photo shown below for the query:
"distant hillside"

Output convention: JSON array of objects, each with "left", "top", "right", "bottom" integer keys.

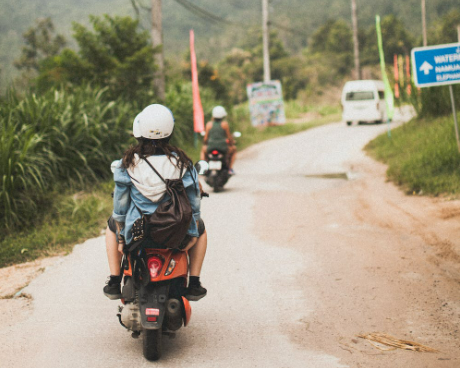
[{"left": 1, "top": 0, "right": 458, "bottom": 89}]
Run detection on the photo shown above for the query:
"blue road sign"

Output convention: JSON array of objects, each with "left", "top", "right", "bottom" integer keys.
[{"left": 412, "top": 43, "right": 460, "bottom": 88}]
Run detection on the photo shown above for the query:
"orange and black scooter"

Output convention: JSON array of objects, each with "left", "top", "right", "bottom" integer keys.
[
  {"left": 117, "top": 246, "right": 192, "bottom": 361},
  {"left": 116, "top": 161, "right": 209, "bottom": 362}
]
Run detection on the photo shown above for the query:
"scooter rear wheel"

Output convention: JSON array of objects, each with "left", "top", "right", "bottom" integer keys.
[{"left": 143, "top": 328, "right": 162, "bottom": 361}]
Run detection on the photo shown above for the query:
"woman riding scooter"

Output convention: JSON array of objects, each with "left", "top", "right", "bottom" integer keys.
[
  {"left": 200, "top": 106, "right": 236, "bottom": 175},
  {"left": 103, "top": 104, "right": 207, "bottom": 301}
]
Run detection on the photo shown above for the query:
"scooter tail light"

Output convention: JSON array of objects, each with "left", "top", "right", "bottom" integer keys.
[
  {"left": 147, "top": 256, "right": 163, "bottom": 278},
  {"left": 212, "top": 150, "right": 219, "bottom": 155},
  {"left": 164, "top": 258, "right": 176, "bottom": 276}
]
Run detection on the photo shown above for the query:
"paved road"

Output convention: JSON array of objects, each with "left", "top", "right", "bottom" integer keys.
[{"left": 1, "top": 109, "right": 459, "bottom": 367}]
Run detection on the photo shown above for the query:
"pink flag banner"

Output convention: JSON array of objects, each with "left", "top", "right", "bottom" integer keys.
[{"left": 190, "top": 30, "right": 204, "bottom": 133}]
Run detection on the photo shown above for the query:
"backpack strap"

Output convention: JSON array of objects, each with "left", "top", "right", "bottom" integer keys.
[{"left": 140, "top": 154, "right": 198, "bottom": 196}]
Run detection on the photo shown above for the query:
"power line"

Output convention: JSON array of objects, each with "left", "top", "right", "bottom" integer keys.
[
  {"left": 173, "top": 0, "right": 234, "bottom": 25},
  {"left": 269, "top": 21, "right": 307, "bottom": 38},
  {"left": 132, "top": 0, "right": 306, "bottom": 40}
]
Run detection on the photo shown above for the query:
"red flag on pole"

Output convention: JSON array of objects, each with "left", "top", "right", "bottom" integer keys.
[{"left": 190, "top": 30, "right": 204, "bottom": 133}]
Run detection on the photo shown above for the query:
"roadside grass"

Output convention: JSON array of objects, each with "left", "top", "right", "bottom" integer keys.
[
  {"left": 231, "top": 103, "right": 341, "bottom": 151},
  {"left": 365, "top": 114, "right": 460, "bottom": 196},
  {"left": 284, "top": 99, "right": 341, "bottom": 120},
  {"left": 0, "top": 182, "right": 113, "bottom": 268},
  {"left": 0, "top": 101, "right": 339, "bottom": 268}
]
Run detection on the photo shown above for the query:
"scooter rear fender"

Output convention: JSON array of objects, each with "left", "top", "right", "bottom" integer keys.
[{"left": 139, "top": 283, "right": 169, "bottom": 330}]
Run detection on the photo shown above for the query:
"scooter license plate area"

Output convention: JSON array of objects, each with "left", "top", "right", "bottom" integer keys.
[
  {"left": 209, "top": 160, "right": 222, "bottom": 170},
  {"left": 140, "top": 284, "right": 169, "bottom": 329}
]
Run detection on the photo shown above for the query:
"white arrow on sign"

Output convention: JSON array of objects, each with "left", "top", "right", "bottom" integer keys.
[{"left": 419, "top": 61, "right": 433, "bottom": 75}]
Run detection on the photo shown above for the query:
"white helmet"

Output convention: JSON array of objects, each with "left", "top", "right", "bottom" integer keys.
[
  {"left": 132, "top": 113, "right": 142, "bottom": 138},
  {"left": 135, "top": 104, "right": 175, "bottom": 139},
  {"left": 212, "top": 106, "right": 227, "bottom": 119}
]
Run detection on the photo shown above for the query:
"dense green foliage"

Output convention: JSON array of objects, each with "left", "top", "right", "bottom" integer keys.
[
  {"left": 366, "top": 114, "right": 460, "bottom": 195},
  {"left": 360, "top": 15, "right": 415, "bottom": 65},
  {"left": 0, "top": 80, "right": 219, "bottom": 232},
  {"left": 14, "top": 17, "right": 66, "bottom": 72},
  {"left": 0, "top": 85, "right": 132, "bottom": 229},
  {"left": 1, "top": 0, "right": 459, "bottom": 89},
  {"left": 34, "top": 15, "right": 156, "bottom": 101}
]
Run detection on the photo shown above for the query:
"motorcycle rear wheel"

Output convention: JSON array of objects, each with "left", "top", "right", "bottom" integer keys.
[{"left": 143, "top": 328, "right": 162, "bottom": 361}]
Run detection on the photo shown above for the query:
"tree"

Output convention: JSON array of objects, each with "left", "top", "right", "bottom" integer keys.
[
  {"left": 430, "top": 9, "right": 460, "bottom": 44},
  {"left": 14, "top": 17, "right": 66, "bottom": 72},
  {"left": 361, "top": 15, "right": 414, "bottom": 65},
  {"left": 308, "top": 19, "right": 353, "bottom": 76},
  {"left": 310, "top": 19, "right": 353, "bottom": 55},
  {"left": 216, "top": 28, "right": 291, "bottom": 103},
  {"left": 38, "top": 15, "right": 156, "bottom": 101}
]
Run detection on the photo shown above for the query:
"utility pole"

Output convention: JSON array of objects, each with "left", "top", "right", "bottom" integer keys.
[
  {"left": 421, "top": 0, "right": 427, "bottom": 46},
  {"left": 262, "top": 0, "right": 271, "bottom": 82},
  {"left": 151, "top": 0, "right": 165, "bottom": 100},
  {"left": 351, "top": 0, "right": 361, "bottom": 79}
]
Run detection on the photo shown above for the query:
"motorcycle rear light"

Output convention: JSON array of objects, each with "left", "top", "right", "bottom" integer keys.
[
  {"left": 164, "top": 258, "right": 176, "bottom": 276},
  {"left": 147, "top": 317, "right": 157, "bottom": 322},
  {"left": 212, "top": 150, "right": 219, "bottom": 155},
  {"left": 147, "top": 257, "right": 163, "bottom": 278},
  {"left": 146, "top": 308, "right": 160, "bottom": 316}
]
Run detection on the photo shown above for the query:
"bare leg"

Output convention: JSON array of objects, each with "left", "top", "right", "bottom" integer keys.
[
  {"left": 228, "top": 146, "right": 237, "bottom": 169},
  {"left": 185, "top": 230, "right": 207, "bottom": 276},
  {"left": 200, "top": 145, "right": 207, "bottom": 161},
  {"left": 105, "top": 226, "right": 122, "bottom": 276}
]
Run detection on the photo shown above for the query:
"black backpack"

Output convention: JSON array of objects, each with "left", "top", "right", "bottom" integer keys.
[{"left": 129, "top": 156, "right": 193, "bottom": 250}]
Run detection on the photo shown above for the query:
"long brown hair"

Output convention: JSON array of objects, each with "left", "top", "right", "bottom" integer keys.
[{"left": 122, "top": 138, "right": 192, "bottom": 171}]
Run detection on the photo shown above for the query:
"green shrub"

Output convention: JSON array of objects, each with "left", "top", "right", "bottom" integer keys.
[
  {"left": 0, "top": 81, "right": 222, "bottom": 231},
  {"left": 366, "top": 114, "right": 460, "bottom": 195},
  {"left": 0, "top": 85, "right": 133, "bottom": 229}
]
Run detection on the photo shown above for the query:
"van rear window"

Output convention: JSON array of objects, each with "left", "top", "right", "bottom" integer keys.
[{"left": 345, "top": 91, "right": 374, "bottom": 101}]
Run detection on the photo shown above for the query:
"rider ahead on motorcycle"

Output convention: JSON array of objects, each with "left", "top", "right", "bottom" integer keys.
[{"left": 200, "top": 106, "right": 236, "bottom": 175}]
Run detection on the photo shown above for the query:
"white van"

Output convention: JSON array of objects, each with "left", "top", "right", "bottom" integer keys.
[{"left": 341, "top": 80, "right": 387, "bottom": 126}]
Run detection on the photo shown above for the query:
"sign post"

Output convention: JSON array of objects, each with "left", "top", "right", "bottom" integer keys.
[{"left": 412, "top": 42, "right": 460, "bottom": 152}]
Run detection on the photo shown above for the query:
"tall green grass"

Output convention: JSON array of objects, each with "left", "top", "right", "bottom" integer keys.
[
  {"left": 0, "top": 82, "right": 216, "bottom": 231},
  {"left": 0, "top": 86, "right": 133, "bottom": 229},
  {"left": 366, "top": 114, "right": 460, "bottom": 195}
]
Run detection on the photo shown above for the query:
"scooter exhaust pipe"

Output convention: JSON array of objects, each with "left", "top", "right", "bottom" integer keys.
[{"left": 165, "top": 298, "right": 183, "bottom": 331}]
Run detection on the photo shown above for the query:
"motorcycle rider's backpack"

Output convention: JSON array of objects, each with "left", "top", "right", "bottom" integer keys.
[{"left": 130, "top": 156, "right": 193, "bottom": 250}]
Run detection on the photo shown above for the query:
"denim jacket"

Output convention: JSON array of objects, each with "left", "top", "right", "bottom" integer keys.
[{"left": 111, "top": 157, "right": 201, "bottom": 245}]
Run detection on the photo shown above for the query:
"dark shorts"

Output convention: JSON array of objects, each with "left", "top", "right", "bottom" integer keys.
[
  {"left": 107, "top": 215, "right": 117, "bottom": 233},
  {"left": 107, "top": 216, "right": 205, "bottom": 237}
]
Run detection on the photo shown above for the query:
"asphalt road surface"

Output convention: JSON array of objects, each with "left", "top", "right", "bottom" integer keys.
[{"left": 1, "top": 109, "right": 459, "bottom": 367}]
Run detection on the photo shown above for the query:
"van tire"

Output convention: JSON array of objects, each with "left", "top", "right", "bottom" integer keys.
[{"left": 346, "top": 121, "right": 352, "bottom": 126}]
